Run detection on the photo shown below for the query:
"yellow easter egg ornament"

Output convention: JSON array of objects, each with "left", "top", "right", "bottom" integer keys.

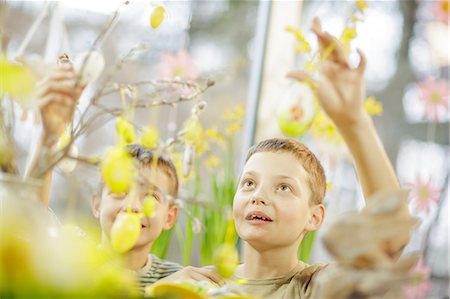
[
  {"left": 100, "top": 147, "right": 134, "bottom": 194},
  {"left": 110, "top": 212, "right": 141, "bottom": 253},
  {"left": 150, "top": 5, "right": 166, "bottom": 29}
]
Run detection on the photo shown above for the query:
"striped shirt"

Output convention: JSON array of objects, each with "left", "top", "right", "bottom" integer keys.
[{"left": 137, "top": 254, "right": 183, "bottom": 292}]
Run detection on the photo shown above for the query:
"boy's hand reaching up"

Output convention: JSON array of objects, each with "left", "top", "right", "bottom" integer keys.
[
  {"left": 36, "top": 63, "right": 84, "bottom": 146},
  {"left": 287, "top": 17, "right": 368, "bottom": 129}
]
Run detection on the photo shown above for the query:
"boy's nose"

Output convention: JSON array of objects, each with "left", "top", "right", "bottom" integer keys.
[
  {"left": 251, "top": 195, "right": 268, "bottom": 206},
  {"left": 121, "top": 196, "right": 143, "bottom": 213}
]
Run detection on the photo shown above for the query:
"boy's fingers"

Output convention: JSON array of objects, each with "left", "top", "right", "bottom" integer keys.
[
  {"left": 39, "top": 94, "right": 76, "bottom": 110},
  {"left": 192, "top": 268, "right": 222, "bottom": 284},
  {"left": 311, "top": 18, "right": 349, "bottom": 68},
  {"left": 356, "top": 48, "right": 367, "bottom": 74},
  {"left": 38, "top": 80, "right": 79, "bottom": 99},
  {"left": 286, "top": 70, "right": 308, "bottom": 81},
  {"left": 48, "top": 69, "right": 77, "bottom": 82}
]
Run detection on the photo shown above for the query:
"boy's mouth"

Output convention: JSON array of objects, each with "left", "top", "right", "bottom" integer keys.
[{"left": 245, "top": 211, "right": 273, "bottom": 222}]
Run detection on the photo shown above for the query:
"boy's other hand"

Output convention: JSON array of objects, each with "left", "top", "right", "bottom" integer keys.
[
  {"left": 158, "top": 266, "right": 223, "bottom": 285},
  {"left": 36, "top": 64, "right": 84, "bottom": 145},
  {"left": 287, "top": 17, "right": 368, "bottom": 128}
]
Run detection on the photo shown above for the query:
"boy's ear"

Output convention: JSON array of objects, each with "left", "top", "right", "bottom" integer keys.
[
  {"left": 91, "top": 194, "right": 101, "bottom": 219},
  {"left": 162, "top": 205, "right": 179, "bottom": 230},
  {"left": 306, "top": 203, "right": 325, "bottom": 232}
]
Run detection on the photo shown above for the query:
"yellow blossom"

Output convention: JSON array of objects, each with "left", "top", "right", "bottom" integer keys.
[
  {"left": 139, "top": 126, "right": 159, "bottom": 149},
  {"left": 341, "top": 26, "right": 357, "bottom": 40},
  {"left": 364, "top": 96, "right": 383, "bottom": 116},
  {"left": 0, "top": 57, "right": 37, "bottom": 106},
  {"left": 223, "top": 104, "right": 245, "bottom": 135},
  {"left": 204, "top": 155, "right": 221, "bottom": 170},
  {"left": 356, "top": 0, "right": 368, "bottom": 13},
  {"left": 226, "top": 122, "right": 242, "bottom": 135},
  {"left": 116, "top": 117, "right": 136, "bottom": 145},
  {"left": 183, "top": 116, "right": 203, "bottom": 145},
  {"left": 286, "top": 25, "right": 311, "bottom": 53},
  {"left": 311, "top": 111, "right": 343, "bottom": 143},
  {"left": 326, "top": 182, "right": 332, "bottom": 190},
  {"left": 305, "top": 60, "right": 318, "bottom": 72},
  {"left": 205, "top": 128, "right": 225, "bottom": 142}
]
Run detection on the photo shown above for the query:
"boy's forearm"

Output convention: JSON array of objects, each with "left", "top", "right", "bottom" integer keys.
[{"left": 337, "top": 113, "right": 400, "bottom": 200}]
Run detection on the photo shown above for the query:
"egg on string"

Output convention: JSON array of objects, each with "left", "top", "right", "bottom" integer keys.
[{"left": 276, "top": 82, "right": 317, "bottom": 138}]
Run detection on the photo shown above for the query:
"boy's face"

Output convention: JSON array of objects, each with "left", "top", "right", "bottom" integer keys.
[
  {"left": 93, "top": 166, "right": 178, "bottom": 251},
  {"left": 233, "top": 151, "right": 323, "bottom": 250}
]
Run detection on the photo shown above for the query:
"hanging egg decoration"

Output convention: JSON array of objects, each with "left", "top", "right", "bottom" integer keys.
[
  {"left": 110, "top": 212, "right": 141, "bottom": 253},
  {"left": 149, "top": 5, "right": 166, "bottom": 29},
  {"left": 276, "top": 82, "right": 317, "bottom": 137}
]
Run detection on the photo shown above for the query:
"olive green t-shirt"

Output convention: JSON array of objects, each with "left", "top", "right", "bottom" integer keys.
[{"left": 228, "top": 261, "right": 327, "bottom": 299}]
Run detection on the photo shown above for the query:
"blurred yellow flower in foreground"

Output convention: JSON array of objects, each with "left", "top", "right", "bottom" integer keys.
[{"left": 0, "top": 57, "right": 37, "bottom": 106}]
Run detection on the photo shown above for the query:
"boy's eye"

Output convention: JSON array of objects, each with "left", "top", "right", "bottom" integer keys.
[
  {"left": 147, "top": 192, "right": 162, "bottom": 202},
  {"left": 277, "top": 184, "right": 292, "bottom": 192},
  {"left": 242, "top": 179, "right": 255, "bottom": 190}
]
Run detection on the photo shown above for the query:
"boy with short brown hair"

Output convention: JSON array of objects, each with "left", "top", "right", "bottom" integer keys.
[
  {"left": 225, "top": 17, "right": 410, "bottom": 298},
  {"left": 166, "top": 17, "right": 411, "bottom": 298}
]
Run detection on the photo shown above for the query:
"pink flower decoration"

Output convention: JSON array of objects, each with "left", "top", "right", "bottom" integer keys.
[
  {"left": 417, "top": 78, "right": 449, "bottom": 122},
  {"left": 403, "top": 257, "right": 431, "bottom": 299},
  {"left": 407, "top": 176, "right": 442, "bottom": 214},
  {"left": 433, "top": 0, "right": 449, "bottom": 24},
  {"left": 157, "top": 50, "right": 199, "bottom": 80}
]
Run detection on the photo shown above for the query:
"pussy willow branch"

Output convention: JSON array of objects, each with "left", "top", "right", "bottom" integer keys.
[
  {"left": 73, "top": 0, "right": 129, "bottom": 89},
  {"left": 72, "top": 43, "right": 150, "bottom": 137},
  {"left": 34, "top": 78, "right": 213, "bottom": 178}
]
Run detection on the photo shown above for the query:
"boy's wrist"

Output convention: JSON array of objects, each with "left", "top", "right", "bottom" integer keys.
[{"left": 334, "top": 111, "right": 372, "bottom": 139}]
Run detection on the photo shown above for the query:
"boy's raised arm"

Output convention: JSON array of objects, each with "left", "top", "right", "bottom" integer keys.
[
  {"left": 287, "top": 18, "right": 410, "bottom": 256},
  {"left": 25, "top": 63, "right": 83, "bottom": 206},
  {"left": 288, "top": 17, "right": 402, "bottom": 202}
]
